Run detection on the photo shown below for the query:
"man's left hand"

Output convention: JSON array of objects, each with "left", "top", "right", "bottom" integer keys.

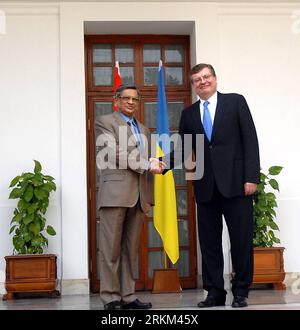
[{"left": 244, "top": 182, "right": 257, "bottom": 196}]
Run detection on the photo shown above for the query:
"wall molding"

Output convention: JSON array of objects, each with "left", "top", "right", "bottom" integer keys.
[
  {"left": 218, "top": 3, "right": 300, "bottom": 16},
  {"left": 0, "top": 3, "right": 59, "bottom": 16}
]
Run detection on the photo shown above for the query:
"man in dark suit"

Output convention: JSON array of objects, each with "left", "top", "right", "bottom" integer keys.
[{"left": 163, "top": 63, "right": 260, "bottom": 308}]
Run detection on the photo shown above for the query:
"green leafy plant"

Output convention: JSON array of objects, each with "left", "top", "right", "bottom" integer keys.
[
  {"left": 8, "top": 160, "right": 56, "bottom": 254},
  {"left": 253, "top": 166, "right": 283, "bottom": 247}
]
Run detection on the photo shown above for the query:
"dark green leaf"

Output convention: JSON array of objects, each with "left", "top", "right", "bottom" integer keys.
[
  {"left": 269, "top": 179, "right": 279, "bottom": 191},
  {"left": 23, "top": 213, "right": 34, "bottom": 225},
  {"left": 265, "top": 192, "right": 276, "bottom": 201},
  {"left": 269, "top": 166, "right": 283, "bottom": 176},
  {"left": 43, "top": 175, "right": 55, "bottom": 181},
  {"left": 9, "top": 188, "right": 23, "bottom": 199},
  {"left": 9, "top": 225, "right": 17, "bottom": 235},
  {"left": 34, "top": 160, "right": 42, "bottom": 174},
  {"left": 260, "top": 172, "right": 268, "bottom": 182},
  {"left": 269, "top": 230, "right": 275, "bottom": 238},
  {"left": 29, "top": 222, "right": 41, "bottom": 236},
  {"left": 11, "top": 212, "right": 23, "bottom": 224},
  {"left": 34, "top": 187, "right": 47, "bottom": 200},
  {"left": 47, "top": 225, "right": 56, "bottom": 236},
  {"left": 27, "top": 203, "right": 38, "bottom": 215},
  {"left": 24, "top": 231, "right": 33, "bottom": 242},
  {"left": 269, "top": 221, "right": 279, "bottom": 231},
  {"left": 18, "top": 199, "right": 30, "bottom": 211},
  {"left": 31, "top": 235, "right": 43, "bottom": 247},
  {"left": 24, "top": 185, "right": 34, "bottom": 202},
  {"left": 13, "top": 236, "right": 25, "bottom": 251},
  {"left": 41, "top": 182, "right": 56, "bottom": 192},
  {"left": 9, "top": 176, "right": 21, "bottom": 188}
]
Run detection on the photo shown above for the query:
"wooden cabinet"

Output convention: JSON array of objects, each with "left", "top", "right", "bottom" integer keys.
[
  {"left": 253, "top": 247, "right": 285, "bottom": 289},
  {"left": 3, "top": 254, "right": 59, "bottom": 300}
]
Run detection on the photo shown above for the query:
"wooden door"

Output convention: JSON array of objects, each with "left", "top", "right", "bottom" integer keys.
[{"left": 85, "top": 35, "right": 197, "bottom": 292}]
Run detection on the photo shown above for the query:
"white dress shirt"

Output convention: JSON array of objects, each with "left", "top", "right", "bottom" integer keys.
[{"left": 199, "top": 91, "right": 218, "bottom": 125}]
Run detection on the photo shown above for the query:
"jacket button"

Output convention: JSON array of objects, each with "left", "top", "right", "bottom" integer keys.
[{"left": 209, "top": 145, "right": 213, "bottom": 149}]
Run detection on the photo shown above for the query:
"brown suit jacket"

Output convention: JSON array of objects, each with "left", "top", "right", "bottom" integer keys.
[{"left": 95, "top": 112, "right": 154, "bottom": 213}]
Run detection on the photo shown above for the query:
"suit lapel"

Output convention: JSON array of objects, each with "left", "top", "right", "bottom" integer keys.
[
  {"left": 191, "top": 100, "right": 203, "bottom": 133},
  {"left": 211, "top": 92, "right": 225, "bottom": 142},
  {"left": 113, "top": 111, "right": 135, "bottom": 141}
]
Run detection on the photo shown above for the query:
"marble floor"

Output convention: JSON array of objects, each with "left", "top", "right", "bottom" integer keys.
[{"left": 1, "top": 287, "right": 300, "bottom": 310}]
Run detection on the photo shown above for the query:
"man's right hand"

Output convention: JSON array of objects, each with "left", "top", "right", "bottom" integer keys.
[{"left": 149, "top": 158, "right": 165, "bottom": 174}]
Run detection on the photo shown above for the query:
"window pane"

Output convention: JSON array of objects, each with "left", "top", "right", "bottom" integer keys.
[
  {"left": 143, "top": 44, "right": 161, "bottom": 63},
  {"left": 167, "top": 102, "right": 184, "bottom": 128},
  {"left": 94, "top": 102, "right": 113, "bottom": 117},
  {"left": 173, "top": 169, "right": 186, "bottom": 185},
  {"left": 93, "top": 67, "right": 112, "bottom": 86},
  {"left": 166, "top": 67, "right": 183, "bottom": 85},
  {"left": 120, "top": 67, "right": 134, "bottom": 85},
  {"left": 178, "top": 219, "right": 189, "bottom": 246},
  {"left": 148, "top": 251, "right": 164, "bottom": 278},
  {"left": 144, "top": 67, "right": 158, "bottom": 86},
  {"left": 115, "top": 44, "right": 134, "bottom": 63},
  {"left": 173, "top": 249, "right": 190, "bottom": 276},
  {"left": 165, "top": 44, "right": 183, "bottom": 63},
  {"left": 148, "top": 221, "right": 162, "bottom": 248},
  {"left": 93, "top": 44, "right": 112, "bottom": 63},
  {"left": 176, "top": 190, "right": 188, "bottom": 215},
  {"left": 144, "top": 102, "right": 157, "bottom": 128}
]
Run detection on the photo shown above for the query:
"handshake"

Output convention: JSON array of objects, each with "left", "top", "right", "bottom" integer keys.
[{"left": 149, "top": 158, "right": 166, "bottom": 175}]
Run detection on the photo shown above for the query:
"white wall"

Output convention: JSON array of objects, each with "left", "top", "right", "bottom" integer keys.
[
  {"left": 217, "top": 4, "right": 300, "bottom": 273},
  {"left": 1, "top": 1, "right": 300, "bottom": 295},
  {"left": 0, "top": 3, "right": 64, "bottom": 293}
]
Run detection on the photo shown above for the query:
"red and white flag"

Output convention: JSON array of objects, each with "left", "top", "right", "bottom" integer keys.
[{"left": 113, "top": 61, "right": 122, "bottom": 111}]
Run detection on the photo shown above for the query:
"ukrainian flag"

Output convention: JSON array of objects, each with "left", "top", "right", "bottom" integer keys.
[{"left": 153, "top": 60, "right": 179, "bottom": 265}]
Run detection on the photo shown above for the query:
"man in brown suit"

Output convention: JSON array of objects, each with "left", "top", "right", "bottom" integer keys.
[{"left": 95, "top": 85, "right": 159, "bottom": 310}]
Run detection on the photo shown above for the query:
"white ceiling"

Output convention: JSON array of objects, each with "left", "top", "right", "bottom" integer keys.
[{"left": 3, "top": 0, "right": 300, "bottom": 3}]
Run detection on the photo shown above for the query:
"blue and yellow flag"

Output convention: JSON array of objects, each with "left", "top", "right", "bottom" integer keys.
[{"left": 153, "top": 60, "right": 179, "bottom": 265}]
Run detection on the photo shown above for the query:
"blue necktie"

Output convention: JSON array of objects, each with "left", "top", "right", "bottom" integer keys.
[
  {"left": 203, "top": 101, "right": 213, "bottom": 141},
  {"left": 129, "top": 119, "right": 143, "bottom": 150}
]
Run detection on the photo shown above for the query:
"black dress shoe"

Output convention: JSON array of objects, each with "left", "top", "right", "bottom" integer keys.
[
  {"left": 104, "top": 300, "right": 122, "bottom": 310},
  {"left": 122, "top": 299, "right": 152, "bottom": 310},
  {"left": 197, "top": 295, "right": 225, "bottom": 308},
  {"left": 232, "top": 296, "right": 248, "bottom": 308}
]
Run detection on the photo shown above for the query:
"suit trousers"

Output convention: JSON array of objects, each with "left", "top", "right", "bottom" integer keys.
[
  {"left": 197, "top": 183, "right": 254, "bottom": 299},
  {"left": 99, "top": 203, "right": 143, "bottom": 304}
]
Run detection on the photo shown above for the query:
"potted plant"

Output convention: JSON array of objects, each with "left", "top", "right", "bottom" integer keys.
[
  {"left": 252, "top": 165, "right": 285, "bottom": 289},
  {"left": 3, "top": 160, "right": 59, "bottom": 300}
]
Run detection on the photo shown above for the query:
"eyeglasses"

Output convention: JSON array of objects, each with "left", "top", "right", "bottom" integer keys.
[
  {"left": 118, "top": 96, "right": 140, "bottom": 104},
  {"left": 192, "top": 74, "right": 213, "bottom": 84}
]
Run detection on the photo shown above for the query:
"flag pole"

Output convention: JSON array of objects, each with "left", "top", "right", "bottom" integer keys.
[
  {"left": 152, "top": 60, "right": 181, "bottom": 293},
  {"left": 164, "top": 251, "right": 168, "bottom": 269}
]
